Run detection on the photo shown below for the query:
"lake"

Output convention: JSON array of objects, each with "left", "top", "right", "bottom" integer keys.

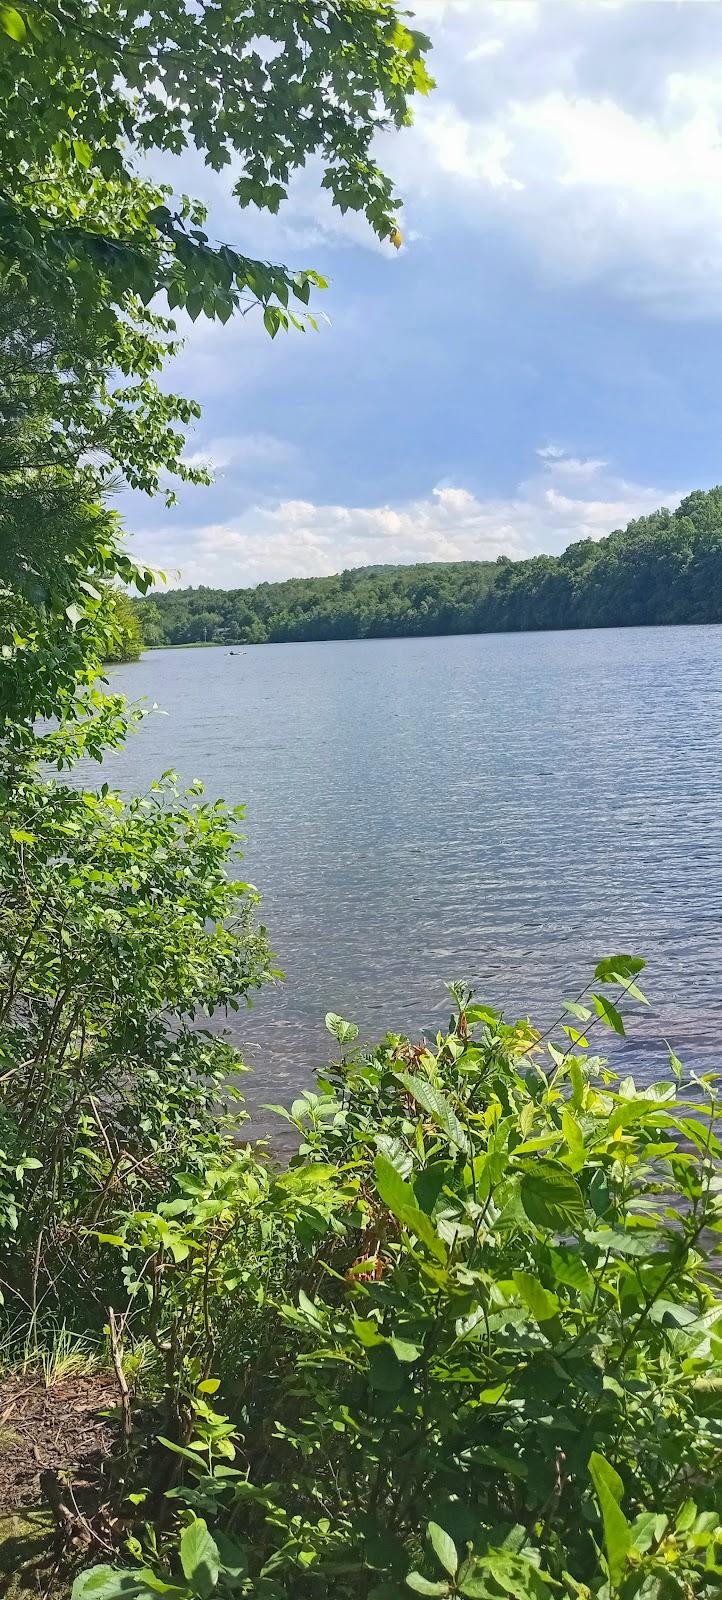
[{"left": 83, "top": 625, "right": 722, "bottom": 1120}]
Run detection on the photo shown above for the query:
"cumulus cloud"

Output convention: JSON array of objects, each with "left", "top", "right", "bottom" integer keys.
[
  {"left": 133, "top": 453, "right": 681, "bottom": 590},
  {"left": 372, "top": 1, "right": 722, "bottom": 314}
]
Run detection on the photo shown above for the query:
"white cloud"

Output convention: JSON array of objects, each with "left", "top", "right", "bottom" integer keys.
[
  {"left": 138, "top": 3, "right": 722, "bottom": 316},
  {"left": 376, "top": 2, "right": 722, "bottom": 315},
  {"left": 182, "top": 433, "right": 294, "bottom": 473},
  {"left": 133, "top": 452, "right": 680, "bottom": 589},
  {"left": 465, "top": 38, "right": 504, "bottom": 63},
  {"left": 547, "top": 456, "right": 609, "bottom": 480}
]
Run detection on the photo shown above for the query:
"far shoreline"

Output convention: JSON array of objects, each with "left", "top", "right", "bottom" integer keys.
[{"left": 138, "top": 617, "right": 722, "bottom": 653}]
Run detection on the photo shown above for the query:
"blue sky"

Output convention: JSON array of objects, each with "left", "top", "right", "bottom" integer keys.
[{"left": 125, "top": 0, "right": 722, "bottom": 587}]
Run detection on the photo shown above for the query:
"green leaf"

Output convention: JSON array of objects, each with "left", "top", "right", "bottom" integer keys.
[
  {"left": 549, "top": 1246, "right": 593, "bottom": 1294},
  {"left": 274, "top": 1163, "right": 337, "bottom": 1194},
  {"left": 396, "top": 1072, "right": 469, "bottom": 1152},
  {"left": 519, "top": 1161, "right": 586, "bottom": 1232},
  {"left": 483, "top": 1553, "right": 552, "bottom": 1599},
  {"left": 512, "top": 1270, "right": 559, "bottom": 1322},
  {"left": 588, "top": 1451, "right": 631, "bottom": 1587},
  {"left": 297, "top": 1287, "right": 323, "bottom": 1325},
  {"left": 406, "top": 1578, "right": 449, "bottom": 1597},
  {"left": 374, "top": 1157, "right": 447, "bottom": 1262},
  {"left": 465, "top": 1002, "right": 499, "bottom": 1028},
  {"left": 263, "top": 304, "right": 280, "bottom": 338},
  {"left": 209, "top": 1533, "right": 245, "bottom": 1580},
  {"left": 560, "top": 1109, "right": 586, "bottom": 1174},
  {"left": 197, "top": 1377, "right": 220, "bottom": 1394},
  {"left": 180, "top": 1518, "right": 220, "bottom": 1595},
  {"left": 414, "top": 1160, "right": 452, "bottom": 1214},
  {"left": 562, "top": 1000, "right": 592, "bottom": 1021},
  {"left": 562, "top": 1026, "right": 588, "bottom": 1049},
  {"left": 594, "top": 954, "right": 645, "bottom": 982},
  {"left": 675, "top": 1499, "right": 697, "bottom": 1532},
  {"left": 667, "top": 1045, "right": 684, "bottom": 1081},
  {"left": 367, "top": 1342, "right": 404, "bottom": 1392},
  {"left": 630, "top": 1510, "right": 665, "bottom": 1553},
  {"left": 592, "top": 994, "right": 625, "bottom": 1035},
  {"left": 374, "top": 1154, "right": 415, "bottom": 1216},
  {"left": 70, "top": 1572, "right": 171, "bottom": 1600},
  {"left": 156, "top": 1436, "right": 207, "bottom": 1467},
  {"left": 569, "top": 1058, "right": 586, "bottom": 1110},
  {"left": 324, "top": 1011, "right": 358, "bottom": 1045},
  {"left": 427, "top": 1523, "right": 458, "bottom": 1578},
  {"left": 402, "top": 1204, "right": 448, "bottom": 1262},
  {"left": 375, "top": 1133, "right": 413, "bottom": 1180},
  {"left": 456, "top": 1559, "right": 490, "bottom": 1599},
  {"left": 71, "top": 1573, "right": 131, "bottom": 1600},
  {"left": 390, "top": 1336, "right": 421, "bottom": 1362},
  {"left": 0, "top": 6, "right": 26, "bottom": 41}
]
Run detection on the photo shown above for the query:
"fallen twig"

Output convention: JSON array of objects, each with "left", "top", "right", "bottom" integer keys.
[{"left": 108, "top": 1305, "right": 131, "bottom": 1445}]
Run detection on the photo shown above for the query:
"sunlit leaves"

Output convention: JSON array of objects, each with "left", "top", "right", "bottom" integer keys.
[
  {"left": 374, "top": 1154, "right": 447, "bottom": 1262},
  {"left": 396, "top": 1071, "right": 469, "bottom": 1153},
  {"left": 1, "top": 0, "right": 431, "bottom": 370},
  {"left": 180, "top": 1517, "right": 220, "bottom": 1594},
  {"left": 518, "top": 1160, "right": 587, "bottom": 1232},
  {"left": 325, "top": 1012, "right": 359, "bottom": 1046},
  {"left": 592, "top": 993, "right": 625, "bottom": 1035},
  {"left": 512, "top": 1270, "right": 559, "bottom": 1323},
  {"left": 588, "top": 1452, "right": 631, "bottom": 1587},
  {"left": 427, "top": 1524, "right": 457, "bottom": 1578},
  {"left": 0, "top": 4, "right": 25, "bottom": 40}
]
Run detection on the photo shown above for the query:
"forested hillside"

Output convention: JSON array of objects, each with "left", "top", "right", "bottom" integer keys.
[
  {"left": 135, "top": 559, "right": 500, "bottom": 644},
  {"left": 135, "top": 486, "right": 722, "bottom": 646}
]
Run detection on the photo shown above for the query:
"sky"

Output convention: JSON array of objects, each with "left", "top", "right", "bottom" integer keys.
[{"left": 125, "top": 0, "right": 722, "bottom": 589}]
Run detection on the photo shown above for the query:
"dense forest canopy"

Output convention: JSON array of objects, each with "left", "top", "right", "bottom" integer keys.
[{"left": 135, "top": 485, "right": 722, "bottom": 646}]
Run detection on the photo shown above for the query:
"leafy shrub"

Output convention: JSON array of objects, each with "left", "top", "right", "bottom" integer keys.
[
  {"left": 0, "top": 770, "right": 275, "bottom": 1325},
  {"left": 75, "top": 963, "right": 722, "bottom": 1599}
]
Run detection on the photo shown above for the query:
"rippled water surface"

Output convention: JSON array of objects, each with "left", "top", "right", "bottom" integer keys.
[{"left": 87, "top": 627, "right": 722, "bottom": 1113}]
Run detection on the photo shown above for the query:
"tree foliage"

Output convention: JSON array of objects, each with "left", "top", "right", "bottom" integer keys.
[
  {"left": 103, "top": 588, "right": 144, "bottom": 662},
  {"left": 134, "top": 487, "right": 722, "bottom": 646},
  {"left": 2, "top": 0, "right": 431, "bottom": 279},
  {"left": 136, "top": 561, "right": 501, "bottom": 646},
  {"left": 483, "top": 488, "right": 722, "bottom": 632},
  {"left": 0, "top": 1, "right": 431, "bottom": 495}
]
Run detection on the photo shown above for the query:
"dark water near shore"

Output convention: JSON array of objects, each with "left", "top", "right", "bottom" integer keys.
[{"left": 79, "top": 626, "right": 722, "bottom": 1120}]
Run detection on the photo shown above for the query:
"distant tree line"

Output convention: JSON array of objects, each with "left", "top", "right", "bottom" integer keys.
[{"left": 134, "top": 487, "right": 722, "bottom": 647}]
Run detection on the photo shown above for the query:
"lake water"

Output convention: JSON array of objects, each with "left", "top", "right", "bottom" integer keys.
[{"left": 82, "top": 626, "right": 722, "bottom": 1120}]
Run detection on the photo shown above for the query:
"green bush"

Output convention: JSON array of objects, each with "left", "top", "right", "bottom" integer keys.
[
  {"left": 0, "top": 770, "right": 275, "bottom": 1326},
  {"left": 76, "top": 964, "right": 722, "bottom": 1600}
]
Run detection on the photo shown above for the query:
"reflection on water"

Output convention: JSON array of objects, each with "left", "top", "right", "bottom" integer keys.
[{"left": 77, "top": 625, "right": 722, "bottom": 1121}]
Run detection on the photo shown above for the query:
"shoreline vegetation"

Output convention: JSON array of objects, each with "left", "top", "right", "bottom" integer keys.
[
  {"left": 134, "top": 486, "right": 722, "bottom": 650},
  {"left": 142, "top": 613, "right": 722, "bottom": 652}
]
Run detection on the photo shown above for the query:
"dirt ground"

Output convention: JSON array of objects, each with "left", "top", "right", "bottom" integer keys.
[{"left": 0, "top": 1371, "right": 119, "bottom": 1597}]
